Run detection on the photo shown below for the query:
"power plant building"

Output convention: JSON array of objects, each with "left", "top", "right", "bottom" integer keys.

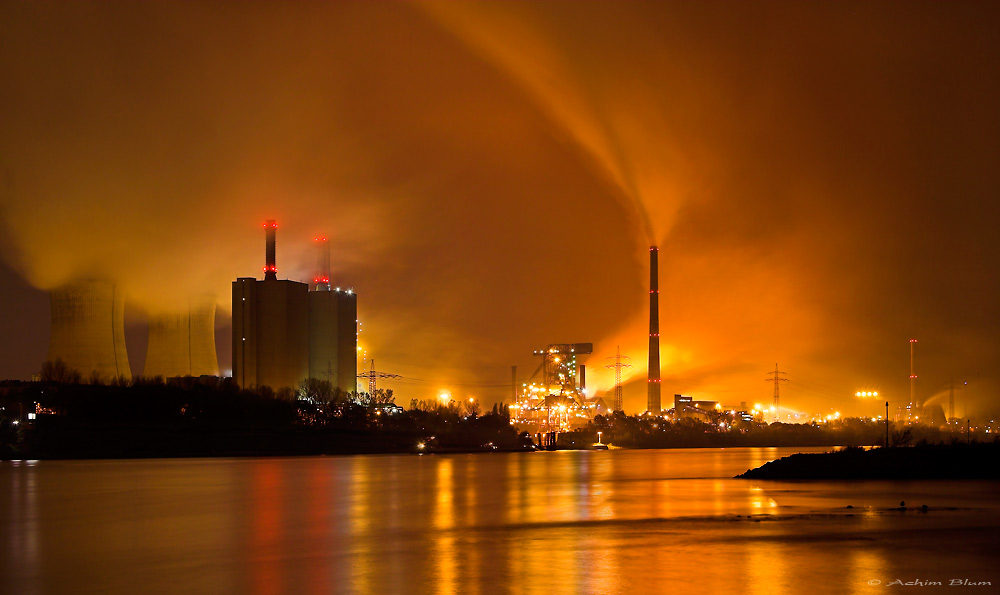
[
  {"left": 144, "top": 297, "right": 220, "bottom": 378},
  {"left": 233, "top": 275, "right": 310, "bottom": 391},
  {"left": 233, "top": 222, "right": 358, "bottom": 393},
  {"left": 48, "top": 279, "right": 131, "bottom": 382},
  {"left": 308, "top": 290, "right": 358, "bottom": 394}
]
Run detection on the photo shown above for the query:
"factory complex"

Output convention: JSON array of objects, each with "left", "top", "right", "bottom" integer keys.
[
  {"left": 41, "top": 237, "right": 672, "bottom": 426},
  {"left": 233, "top": 221, "right": 357, "bottom": 394},
  {"left": 44, "top": 221, "right": 357, "bottom": 395}
]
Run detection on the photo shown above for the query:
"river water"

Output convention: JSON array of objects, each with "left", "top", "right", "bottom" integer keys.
[{"left": 2, "top": 447, "right": 998, "bottom": 594}]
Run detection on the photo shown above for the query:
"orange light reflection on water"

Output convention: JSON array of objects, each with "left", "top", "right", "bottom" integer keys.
[{"left": 3, "top": 449, "right": 998, "bottom": 594}]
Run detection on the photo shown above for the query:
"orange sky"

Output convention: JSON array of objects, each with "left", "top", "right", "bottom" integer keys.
[{"left": 1, "top": 1, "right": 998, "bottom": 417}]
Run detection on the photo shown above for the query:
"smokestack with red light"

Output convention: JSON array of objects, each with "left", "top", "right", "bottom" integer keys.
[
  {"left": 647, "top": 246, "right": 661, "bottom": 414},
  {"left": 263, "top": 220, "right": 277, "bottom": 280},
  {"left": 313, "top": 235, "right": 331, "bottom": 291}
]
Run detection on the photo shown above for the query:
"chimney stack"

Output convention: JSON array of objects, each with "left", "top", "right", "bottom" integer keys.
[
  {"left": 313, "top": 236, "right": 331, "bottom": 291},
  {"left": 647, "top": 246, "right": 661, "bottom": 414},
  {"left": 264, "top": 220, "right": 277, "bottom": 280}
]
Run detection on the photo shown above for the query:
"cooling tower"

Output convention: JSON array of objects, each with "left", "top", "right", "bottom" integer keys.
[
  {"left": 647, "top": 246, "right": 661, "bottom": 414},
  {"left": 144, "top": 297, "right": 220, "bottom": 378},
  {"left": 48, "top": 279, "right": 131, "bottom": 382}
]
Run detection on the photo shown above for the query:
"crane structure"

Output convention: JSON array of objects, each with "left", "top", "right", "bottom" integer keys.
[
  {"left": 764, "top": 364, "right": 788, "bottom": 423},
  {"left": 604, "top": 346, "right": 632, "bottom": 412}
]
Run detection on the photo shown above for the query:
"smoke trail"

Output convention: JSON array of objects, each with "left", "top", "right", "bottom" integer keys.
[{"left": 420, "top": 2, "right": 683, "bottom": 246}]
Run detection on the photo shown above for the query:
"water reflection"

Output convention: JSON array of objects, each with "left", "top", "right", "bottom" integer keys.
[{"left": 2, "top": 448, "right": 998, "bottom": 594}]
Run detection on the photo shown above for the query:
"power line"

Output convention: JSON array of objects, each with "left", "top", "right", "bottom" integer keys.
[
  {"left": 605, "top": 346, "right": 632, "bottom": 412},
  {"left": 356, "top": 360, "right": 401, "bottom": 395},
  {"left": 765, "top": 363, "right": 788, "bottom": 423}
]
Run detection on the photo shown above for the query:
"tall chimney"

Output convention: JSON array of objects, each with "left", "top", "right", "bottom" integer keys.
[
  {"left": 313, "top": 235, "right": 331, "bottom": 291},
  {"left": 579, "top": 364, "right": 586, "bottom": 392},
  {"left": 647, "top": 246, "right": 661, "bottom": 414},
  {"left": 264, "top": 220, "right": 277, "bottom": 280}
]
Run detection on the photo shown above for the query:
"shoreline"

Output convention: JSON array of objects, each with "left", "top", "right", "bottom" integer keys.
[
  {"left": 736, "top": 443, "right": 1000, "bottom": 480},
  {"left": 3, "top": 439, "right": 837, "bottom": 461}
]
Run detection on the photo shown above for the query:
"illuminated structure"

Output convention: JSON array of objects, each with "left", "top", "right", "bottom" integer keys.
[
  {"left": 233, "top": 221, "right": 309, "bottom": 391},
  {"left": 233, "top": 223, "right": 359, "bottom": 393},
  {"left": 144, "top": 297, "right": 219, "bottom": 378},
  {"left": 647, "top": 246, "right": 661, "bottom": 414},
  {"left": 673, "top": 394, "right": 720, "bottom": 420},
  {"left": 308, "top": 236, "right": 358, "bottom": 393},
  {"left": 512, "top": 343, "right": 607, "bottom": 431},
  {"left": 48, "top": 279, "right": 130, "bottom": 382}
]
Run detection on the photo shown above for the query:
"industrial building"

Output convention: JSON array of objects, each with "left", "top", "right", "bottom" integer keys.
[
  {"left": 308, "top": 237, "right": 357, "bottom": 393},
  {"left": 144, "top": 297, "right": 220, "bottom": 378},
  {"left": 511, "top": 343, "right": 607, "bottom": 431},
  {"left": 232, "top": 221, "right": 358, "bottom": 393},
  {"left": 673, "top": 394, "right": 719, "bottom": 420},
  {"left": 48, "top": 278, "right": 131, "bottom": 382}
]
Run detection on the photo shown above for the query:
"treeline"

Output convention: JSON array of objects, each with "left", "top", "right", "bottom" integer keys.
[
  {"left": 590, "top": 412, "right": 973, "bottom": 448},
  {"left": 0, "top": 377, "right": 529, "bottom": 459}
]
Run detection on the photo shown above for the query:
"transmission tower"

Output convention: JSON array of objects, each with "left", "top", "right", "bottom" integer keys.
[
  {"left": 605, "top": 346, "right": 632, "bottom": 412},
  {"left": 764, "top": 363, "right": 788, "bottom": 423},
  {"left": 357, "top": 360, "right": 400, "bottom": 395}
]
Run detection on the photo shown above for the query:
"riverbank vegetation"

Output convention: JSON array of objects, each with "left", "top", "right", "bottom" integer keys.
[
  {"left": 1, "top": 377, "right": 992, "bottom": 459},
  {"left": 0, "top": 377, "right": 530, "bottom": 459},
  {"left": 587, "top": 411, "right": 974, "bottom": 449}
]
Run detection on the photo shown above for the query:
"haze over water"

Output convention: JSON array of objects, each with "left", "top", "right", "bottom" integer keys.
[{"left": 2, "top": 448, "right": 998, "bottom": 594}]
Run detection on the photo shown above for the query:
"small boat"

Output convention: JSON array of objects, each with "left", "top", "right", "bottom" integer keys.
[{"left": 593, "top": 443, "right": 609, "bottom": 450}]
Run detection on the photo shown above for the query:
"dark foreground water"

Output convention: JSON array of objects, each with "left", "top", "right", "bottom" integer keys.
[{"left": 2, "top": 448, "right": 998, "bottom": 594}]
